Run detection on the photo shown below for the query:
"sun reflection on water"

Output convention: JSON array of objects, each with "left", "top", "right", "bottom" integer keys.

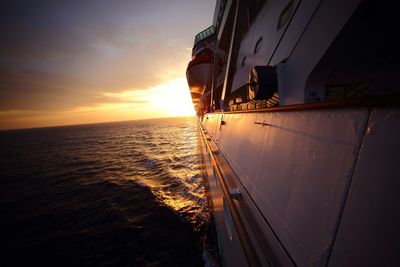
[{"left": 132, "top": 117, "right": 209, "bottom": 229}]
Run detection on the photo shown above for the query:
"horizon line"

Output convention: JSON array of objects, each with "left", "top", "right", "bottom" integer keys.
[{"left": 0, "top": 114, "right": 196, "bottom": 132}]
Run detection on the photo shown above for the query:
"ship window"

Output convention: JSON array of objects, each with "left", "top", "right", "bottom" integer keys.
[
  {"left": 254, "top": 37, "right": 263, "bottom": 54},
  {"left": 241, "top": 56, "right": 247, "bottom": 67},
  {"left": 277, "top": 0, "right": 294, "bottom": 30},
  {"left": 194, "top": 26, "right": 216, "bottom": 46}
]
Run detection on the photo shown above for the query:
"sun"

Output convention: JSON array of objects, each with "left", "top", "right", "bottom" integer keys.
[{"left": 147, "top": 77, "right": 196, "bottom": 117}]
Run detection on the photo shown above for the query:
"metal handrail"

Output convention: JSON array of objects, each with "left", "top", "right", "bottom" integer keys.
[{"left": 220, "top": 95, "right": 400, "bottom": 115}]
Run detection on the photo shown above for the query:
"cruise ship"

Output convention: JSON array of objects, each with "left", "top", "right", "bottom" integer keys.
[{"left": 186, "top": 0, "right": 400, "bottom": 266}]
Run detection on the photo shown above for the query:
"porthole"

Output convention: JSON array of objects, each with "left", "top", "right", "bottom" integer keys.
[
  {"left": 253, "top": 37, "right": 263, "bottom": 55},
  {"left": 241, "top": 56, "right": 247, "bottom": 67},
  {"left": 277, "top": 0, "right": 294, "bottom": 30}
]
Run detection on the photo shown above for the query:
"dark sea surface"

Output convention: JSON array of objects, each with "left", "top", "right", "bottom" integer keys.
[{"left": 0, "top": 116, "right": 212, "bottom": 266}]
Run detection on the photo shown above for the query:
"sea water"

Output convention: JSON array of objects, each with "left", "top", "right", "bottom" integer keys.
[{"left": 0, "top": 117, "right": 212, "bottom": 266}]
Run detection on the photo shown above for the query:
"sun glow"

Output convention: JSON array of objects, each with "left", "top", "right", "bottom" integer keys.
[
  {"left": 99, "top": 76, "right": 195, "bottom": 118},
  {"left": 147, "top": 77, "right": 195, "bottom": 117},
  {"left": 0, "top": 77, "right": 195, "bottom": 131}
]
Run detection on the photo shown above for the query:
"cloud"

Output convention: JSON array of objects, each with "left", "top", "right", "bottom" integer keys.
[
  {"left": 0, "top": 69, "right": 98, "bottom": 111},
  {"left": 0, "top": 0, "right": 215, "bottom": 129}
]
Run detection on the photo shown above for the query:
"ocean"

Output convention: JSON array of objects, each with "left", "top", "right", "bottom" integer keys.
[{"left": 0, "top": 116, "right": 214, "bottom": 266}]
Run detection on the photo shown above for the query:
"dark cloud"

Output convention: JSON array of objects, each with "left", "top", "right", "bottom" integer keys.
[{"left": 0, "top": 0, "right": 215, "bottom": 76}]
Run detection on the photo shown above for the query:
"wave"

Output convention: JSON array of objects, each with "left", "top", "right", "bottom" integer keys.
[{"left": 0, "top": 117, "right": 208, "bottom": 266}]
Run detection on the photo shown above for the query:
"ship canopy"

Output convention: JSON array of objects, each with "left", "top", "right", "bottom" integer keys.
[{"left": 192, "top": 26, "right": 216, "bottom": 57}]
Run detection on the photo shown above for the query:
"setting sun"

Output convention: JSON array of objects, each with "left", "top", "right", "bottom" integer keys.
[
  {"left": 0, "top": 0, "right": 212, "bottom": 131},
  {"left": 0, "top": 77, "right": 195, "bottom": 130},
  {"left": 147, "top": 77, "right": 195, "bottom": 117},
  {"left": 98, "top": 77, "right": 195, "bottom": 119}
]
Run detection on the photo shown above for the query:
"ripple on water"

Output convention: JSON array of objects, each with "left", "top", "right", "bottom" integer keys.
[{"left": 0, "top": 117, "right": 211, "bottom": 266}]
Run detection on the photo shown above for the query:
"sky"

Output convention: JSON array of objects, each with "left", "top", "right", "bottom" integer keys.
[{"left": 0, "top": 0, "right": 215, "bottom": 130}]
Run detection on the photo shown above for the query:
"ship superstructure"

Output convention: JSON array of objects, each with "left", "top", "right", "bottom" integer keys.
[{"left": 187, "top": 0, "right": 400, "bottom": 266}]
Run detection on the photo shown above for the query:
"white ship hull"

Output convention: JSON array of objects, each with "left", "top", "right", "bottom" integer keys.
[
  {"left": 199, "top": 106, "right": 400, "bottom": 266},
  {"left": 188, "top": 0, "right": 400, "bottom": 265}
]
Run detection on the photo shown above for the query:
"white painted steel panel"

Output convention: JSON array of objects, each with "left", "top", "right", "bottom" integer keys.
[
  {"left": 278, "top": 0, "right": 361, "bottom": 105},
  {"left": 328, "top": 108, "right": 400, "bottom": 267},
  {"left": 269, "top": 0, "right": 322, "bottom": 66},
  {"left": 231, "top": 0, "right": 298, "bottom": 92},
  {"left": 198, "top": 125, "right": 249, "bottom": 267},
  {"left": 216, "top": 0, "right": 233, "bottom": 41},
  {"left": 216, "top": 109, "right": 369, "bottom": 266},
  {"left": 202, "top": 113, "right": 222, "bottom": 142},
  {"left": 203, "top": 118, "right": 296, "bottom": 266}
]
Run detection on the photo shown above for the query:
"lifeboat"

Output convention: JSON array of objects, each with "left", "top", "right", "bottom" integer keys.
[
  {"left": 186, "top": 50, "right": 214, "bottom": 96},
  {"left": 186, "top": 26, "right": 216, "bottom": 105}
]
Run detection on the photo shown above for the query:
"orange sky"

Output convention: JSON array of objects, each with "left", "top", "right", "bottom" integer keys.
[{"left": 0, "top": 1, "right": 215, "bottom": 130}]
